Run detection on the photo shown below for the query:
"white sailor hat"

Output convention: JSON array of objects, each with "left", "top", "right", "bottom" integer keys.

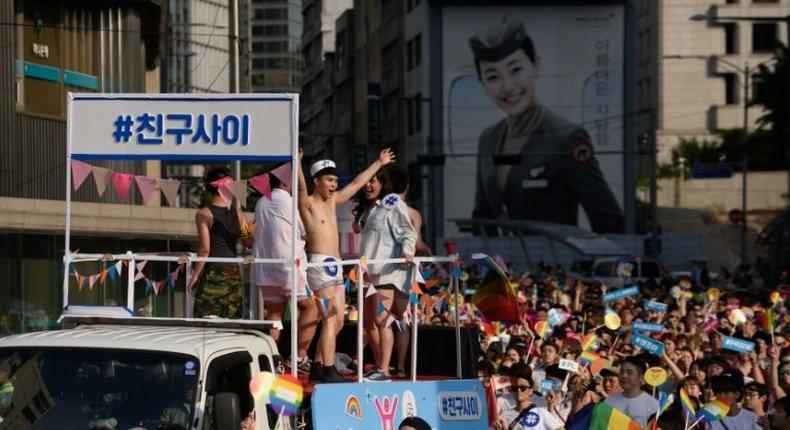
[{"left": 309, "top": 159, "right": 337, "bottom": 178}]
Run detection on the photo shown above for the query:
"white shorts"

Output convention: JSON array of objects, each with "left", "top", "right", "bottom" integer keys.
[
  {"left": 306, "top": 254, "right": 344, "bottom": 291},
  {"left": 259, "top": 274, "right": 308, "bottom": 305}
]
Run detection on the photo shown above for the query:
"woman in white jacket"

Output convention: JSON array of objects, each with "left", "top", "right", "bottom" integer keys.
[{"left": 353, "top": 167, "right": 417, "bottom": 382}]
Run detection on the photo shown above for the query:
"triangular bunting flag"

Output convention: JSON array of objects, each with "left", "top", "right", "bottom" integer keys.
[
  {"left": 366, "top": 284, "right": 378, "bottom": 298},
  {"left": 144, "top": 279, "right": 152, "bottom": 294},
  {"left": 249, "top": 174, "right": 272, "bottom": 201},
  {"left": 414, "top": 263, "right": 425, "bottom": 284},
  {"left": 134, "top": 175, "right": 158, "bottom": 206},
  {"left": 166, "top": 268, "right": 180, "bottom": 290},
  {"left": 71, "top": 159, "right": 93, "bottom": 192},
  {"left": 134, "top": 271, "right": 145, "bottom": 282},
  {"left": 152, "top": 281, "right": 162, "bottom": 295},
  {"left": 92, "top": 166, "right": 112, "bottom": 197},
  {"left": 270, "top": 163, "right": 292, "bottom": 185},
  {"left": 98, "top": 269, "right": 109, "bottom": 286},
  {"left": 451, "top": 267, "right": 463, "bottom": 278},
  {"left": 321, "top": 298, "right": 332, "bottom": 312},
  {"left": 378, "top": 302, "right": 387, "bottom": 315},
  {"left": 76, "top": 275, "right": 85, "bottom": 291},
  {"left": 411, "top": 282, "right": 424, "bottom": 295},
  {"left": 225, "top": 180, "right": 249, "bottom": 208},
  {"left": 137, "top": 261, "right": 147, "bottom": 272},
  {"left": 159, "top": 179, "right": 181, "bottom": 207},
  {"left": 409, "top": 293, "right": 419, "bottom": 305},
  {"left": 344, "top": 278, "right": 352, "bottom": 293},
  {"left": 111, "top": 172, "right": 134, "bottom": 201},
  {"left": 88, "top": 274, "right": 98, "bottom": 291},
  {"left": 113, "top": 261, "right": 123, "bottom": 279},
  {"left": 385, "top": 315, "right": 397, "bottom": 328}
]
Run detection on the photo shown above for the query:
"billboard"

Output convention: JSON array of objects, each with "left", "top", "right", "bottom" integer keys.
[{"left": 441, "top": 5, "right": 627, "bottom": 236}]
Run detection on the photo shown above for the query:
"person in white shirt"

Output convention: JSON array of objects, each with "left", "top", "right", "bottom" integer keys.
[
  {"left": 252, "top": 169, "right": 318, "bottom": 374},
  {"left": 494, "top": 364, "right": 564, "bottom": 430},
  {"left": 355, "top": 168, "right": 417, "bottom": 382},
  {"left": 603, "top": 355, "right": 658, "bottom": 428},
  {"left": 709, "top": 370, "right": 762, "bottom": 430}
]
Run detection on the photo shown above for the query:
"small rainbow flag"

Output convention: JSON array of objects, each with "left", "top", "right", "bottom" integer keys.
[
  {"left": 269, "top": 374, "right": 304, "bottom": 416},
  {"left": 249, "top": 371, "right": 276, "bottom": 401},
  {"left": 534, "top": 320, "right": 552, "bottom": 339},
  {"left": 470, "top": 254, "right": 519, "bottom": 321},
  {"left": 581, "top": 333, "right": 600, "bottom": 352},
  {"left": 762, "top": 307, "right": 777, "bottom": 333},
  {"left": 579, "top": 351, "right": 600, "bottom": 367},
  {"left": 567, "top": 402, "right": 642, "bottom": 430},
  {"left": 679, "top": 387, "right": 696, "bottom": 420},
  {"left": 696, "top": 398, "right": 730, "bottom": 423}
]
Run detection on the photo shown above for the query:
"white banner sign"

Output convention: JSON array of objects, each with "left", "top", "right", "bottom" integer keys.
[{"left": 68, "top": 93, "right": 296, "bottom": 161}]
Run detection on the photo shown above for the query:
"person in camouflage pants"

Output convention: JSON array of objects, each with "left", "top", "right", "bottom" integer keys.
[{"left": 193, "top": 266, "right": 243, "bottom": 319}]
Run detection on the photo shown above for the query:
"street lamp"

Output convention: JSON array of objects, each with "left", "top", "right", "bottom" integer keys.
[{"left": 688, "top": 10, "right": 790, "bottom": 265}]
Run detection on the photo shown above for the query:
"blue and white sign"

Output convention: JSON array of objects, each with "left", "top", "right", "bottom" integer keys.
[
  {"left": 603, "top": 286, "right": 640, "bottom": 303},
  {"left": 631, "top": 333, "right": 665, "bottom": 356},
  {"left": 722, "top": 336, "right": 756, "bottom": 353},
  {"left": 644, "top": 301, "right": 668, "bottom": 312},
  {"left": 632, "top": 322, "right": 665, "bottom": 333},
  {"left": 67, "top": 93, "right": 295, "bottom": 161},
  {"left": 311, "top": 380, "right": 488, "bottom": 430},
  {"left": 540, "top": 379, "right": 561, "bottom": 394}
]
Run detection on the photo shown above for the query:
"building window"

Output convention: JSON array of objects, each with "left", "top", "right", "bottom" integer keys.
[
  {"left": 414, "top": 34, "right": 422, "bottom": 68},
  {"left": 724, "top": 23, "right": 737, "bottom": 54},
  {"left": 753, "top": 23, "right": 778, "bottom": 52},
  {"left": 415, "top": 93, "right": 423, "bottom": 132},
  {"left": 407, "top": 98, "right": 414, "bottom": 135},
  {"left": 406, "top": 39, "right": 413, "bottom": 71},
  {"left": 724, "top": 73, "right": 738, "bottom": 105}
]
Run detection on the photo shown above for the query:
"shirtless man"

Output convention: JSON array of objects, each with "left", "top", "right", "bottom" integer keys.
[{"left": 298, "top": 148, "right": 395, "bottom": 383}]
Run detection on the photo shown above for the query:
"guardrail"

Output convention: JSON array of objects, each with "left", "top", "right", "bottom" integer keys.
[{"left": 64, "top": 252, "right": 463, "bottom": 382}]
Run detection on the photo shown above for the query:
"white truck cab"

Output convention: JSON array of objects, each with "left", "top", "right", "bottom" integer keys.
[{"left": 0, "top": 308, "right": 288, "bottom": 430}]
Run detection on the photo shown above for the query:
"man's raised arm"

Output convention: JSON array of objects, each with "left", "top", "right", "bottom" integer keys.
[
  {"left": 335, "top": 148, "right": 395, "bottom": 204},
  {"left": 297, "top": 149, "right": 311, "bottom": 212}
]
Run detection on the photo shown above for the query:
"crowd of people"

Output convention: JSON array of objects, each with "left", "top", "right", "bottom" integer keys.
[{"left": 187, "top": 149, "right": 790, "bottom": 428}]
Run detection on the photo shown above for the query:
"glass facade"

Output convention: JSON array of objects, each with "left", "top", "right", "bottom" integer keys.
[{"left": 249, "top": 0, "right": 302, "bottom": 92}]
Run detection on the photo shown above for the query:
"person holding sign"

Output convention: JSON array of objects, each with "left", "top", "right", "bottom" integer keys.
[
  {"left": 493, "top": 364, "right": 564, "bottom": 430},
  {"left": 603, "top": 356, "right": 658, "bottom": 428},
  {"left": 297, "top": 148, "right": 395, "bottom": 383}
]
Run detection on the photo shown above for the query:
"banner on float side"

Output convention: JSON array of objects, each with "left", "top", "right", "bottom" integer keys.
[
  {"left": 68, "top": 93, "right": 295, "bottom": 161},
  {"left": 311, "top": 380, "right": 488, "bottom": 430}
]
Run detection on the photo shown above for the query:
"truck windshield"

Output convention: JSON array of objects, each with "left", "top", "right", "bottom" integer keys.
[{"left": 0, "top": 348, "right": 199, "bottom": 430}]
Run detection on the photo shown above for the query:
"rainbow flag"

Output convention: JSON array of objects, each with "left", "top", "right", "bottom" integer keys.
[
  {"left": 762, "top": 307, "right": 777, "bottom": 333},
  {"left": 696, "top": 398, "right": 730, "bottom": 423},
  {"left": 471, "top": 254, "right": 518, "bottom": 321},
  {"left": 269, "top": 374, "right": 304, "bottom": 416},
  {"left": 648, "top": 392, "right": 674, "bottom": 430},
  {"left": 568, "top": 402, "right": 643, "bottom": 430},
  {"left": 589, "top": 358, "right": 612, "bottom": 376},
  {"left": 534, "top": 320, "right": 552, "bottom": 339},
  {"left": 579, "top": 351, "right": 600, "bottom": 367},
  {"left": 581, "top": 333, "right": 600, "bottom": 352},
  {"left": 679, "top": 387, "right": 696, "bottom": 420}
]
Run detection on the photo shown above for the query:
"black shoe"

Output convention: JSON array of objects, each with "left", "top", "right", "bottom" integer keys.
[
  {"left": 308, "top": 362, "right": 323, "bottom": 383},
  {"left": 321, "top": 365, "right": 346, "bottom": 383}
]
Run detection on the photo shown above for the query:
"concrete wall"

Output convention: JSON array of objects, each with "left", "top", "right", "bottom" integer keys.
[{"left": 655, "top": 171, "right": 788, "bottom": 211}]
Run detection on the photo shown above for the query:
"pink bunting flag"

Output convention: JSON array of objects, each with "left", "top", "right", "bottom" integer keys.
[
  {"left": 211, "top": 177, "right": 234, "bottom": 208},
  {"left": 365, "top": 284, "right": 378, "bottom": 298},
  {"left": 114, "top": 261, "right": 123, "bottom": 278},
  {"left": 92, "top": 166, "right": 112, "bottom": 197},
  {"left": 71, "top": 159, "right": 93, "bottom": 192},
  {"left": 225, "top": 180, "right": 249, "bottom": 208},
  {"left": 270, "top": 163, "right": 292, "bottom": 185},
  {"left": 88, "top": 274, "right": 98, "bottom": 291},
  {"left": 159, "top": 179, "right": 181, "bottom": 207},
  {"left": 249, "top": 174, "right": 272, "bottom": 201},
  {"left": 111, "top": 172, "right": 134, "bottom": 201},
  {"left": 134, "top": 176, "right": 158, "bottom": 206},
  {"left": 152, "top": 281, "right": 161, "bottom": 295}
]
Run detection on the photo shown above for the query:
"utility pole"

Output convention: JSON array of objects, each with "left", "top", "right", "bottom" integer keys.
[
  {"left": 229, "top": 0, "right": 241, "bottom": 180},
  {"left": 742, "top": 65, "right": 749, "bottom": 265}
]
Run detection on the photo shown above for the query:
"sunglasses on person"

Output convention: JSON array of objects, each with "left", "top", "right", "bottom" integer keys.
[{"left": 510, "top": 385, "right": 532, "bottom": 393}]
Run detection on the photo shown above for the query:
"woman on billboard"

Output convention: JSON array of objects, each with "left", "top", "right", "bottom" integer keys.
[{"left": 469, "top": 19, "right": 624, "bottom": 234}]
